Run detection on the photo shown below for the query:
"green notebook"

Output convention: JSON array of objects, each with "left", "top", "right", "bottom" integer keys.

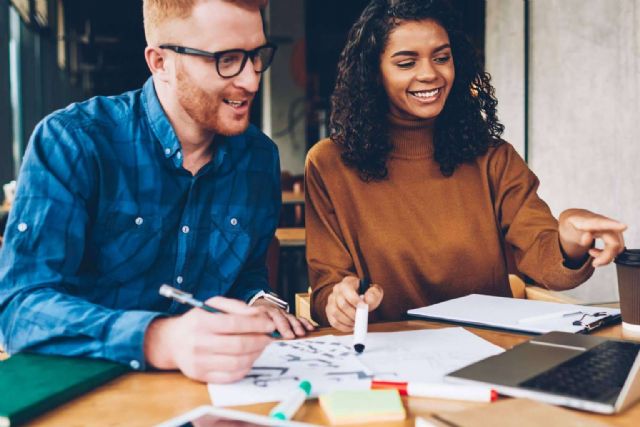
[{"left": 0, "top": 353, "right": 129, "bottom": 426}]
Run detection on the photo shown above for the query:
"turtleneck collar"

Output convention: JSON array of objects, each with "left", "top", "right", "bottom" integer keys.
[{"left": 387, "top": 113, "right": 435, "bottom": 159}]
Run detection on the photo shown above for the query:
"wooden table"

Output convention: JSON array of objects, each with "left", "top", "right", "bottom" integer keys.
[
  {"left": 27, "top": 321, "right": 640, "bottom": 426},
  {"left": 282, "top": 191, "right": 305, "bottom": 205},
  {"left": 276, "top": 227, "right": 305, "bottom": 247}
]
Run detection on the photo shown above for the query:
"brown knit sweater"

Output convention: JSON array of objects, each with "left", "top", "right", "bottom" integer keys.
[{"left": 305, "top": 114, "right": 594, "bottom": 326}]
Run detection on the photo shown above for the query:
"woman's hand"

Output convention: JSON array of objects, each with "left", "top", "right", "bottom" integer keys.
[
  {"left": 559, "top": 209, "right": 627, "bottom": 267},
  {"left": 325, "top": 276, "right": 383, "bottom": 332}
]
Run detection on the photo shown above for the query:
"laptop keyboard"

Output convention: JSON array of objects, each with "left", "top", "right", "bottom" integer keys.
[{"left": 519, "top": 340, "right": 640, "bottom": 403}]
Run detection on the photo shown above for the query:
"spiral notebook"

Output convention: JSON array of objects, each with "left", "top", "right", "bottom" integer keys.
[{"left": 407, "top": 294, "right": 620, "bottom": 334}]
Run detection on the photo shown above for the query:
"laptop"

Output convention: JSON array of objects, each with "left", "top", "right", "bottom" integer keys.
[{"left": 445, "top": 332, "right": 640, "bottom": 414}]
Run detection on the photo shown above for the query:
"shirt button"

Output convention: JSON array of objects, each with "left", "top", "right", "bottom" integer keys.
[
  {"left": 17, "top": 223, "right": 28, "bottom": 232},
  {"left": 176, "top": 151, "right": 182, "bottom": 159},
  {"left": 135, "top": 217, "right": 144, "bottom": 226},
  {"left": 164, "top": 148, "right": 171, "bottom": 156},
  {"left": 129, "top": 360, "right": 141, "bottom": 370},
  {"left": 230, "top": 218, "right": 238, "bottom": 226},
  {"left": 181, "top": 225, "right": 190, "bottom": 234},
  {"left": 176, "top": 276, "right": 184, "bottom": 284}
]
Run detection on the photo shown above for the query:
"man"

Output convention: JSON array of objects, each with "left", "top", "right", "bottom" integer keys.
[{"left": 0, "top": 0, "right": 313, "bottom": 384}]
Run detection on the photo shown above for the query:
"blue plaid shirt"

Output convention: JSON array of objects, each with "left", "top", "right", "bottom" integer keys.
[{"left": 0, "top": 78, "right": 281, "bottom": 370}]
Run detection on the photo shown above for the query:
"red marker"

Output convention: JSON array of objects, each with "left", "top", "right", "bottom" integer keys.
[{"left": 371, "top": 380, "right": 498, "bottom": 402}]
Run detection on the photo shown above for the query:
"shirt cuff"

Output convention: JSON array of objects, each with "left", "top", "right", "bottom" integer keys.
[
  {"left": 238, "top": 285, "right": 270, "bottom": 304},
  {"left": 104, "top": 310, "right": 164, "bottom": 371},
  {"left": 247, "top": 290, "right": 267, "bottom": 306}
]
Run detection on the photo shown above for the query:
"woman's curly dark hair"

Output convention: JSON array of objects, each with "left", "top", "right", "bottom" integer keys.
[{"left": 330, "top": 0, "right": 504, "bottom": 180}]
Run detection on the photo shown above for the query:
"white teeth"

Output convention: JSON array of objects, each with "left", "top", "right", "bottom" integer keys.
[
  {"left": 224, "top": 99, "right": 244, "bottom": 107},
  {"left": 410, "top": 88, "right": 439, "bottom": 98}
]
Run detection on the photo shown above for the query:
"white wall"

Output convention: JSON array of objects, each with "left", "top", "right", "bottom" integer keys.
[
  {"left": 485, "top": 0, "right": 525, "bottom": 156},
  {"left": 486, "top": 0, "right": 640, "bottom": 303}
]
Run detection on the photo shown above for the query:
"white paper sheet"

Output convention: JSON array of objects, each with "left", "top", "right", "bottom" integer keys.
[
  {"left": 408, "top": 294, "right": 620, "bottom": 334},
  {"left": 335, "top": 327, "right": 505, "bottom": 383},
  {"left": 208, "top": 335, "right": 371, "bottom": 406}
]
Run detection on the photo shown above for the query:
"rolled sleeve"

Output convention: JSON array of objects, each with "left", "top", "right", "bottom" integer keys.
[{"left": 105, "top": 310, "right": 165, "bottom": 370}]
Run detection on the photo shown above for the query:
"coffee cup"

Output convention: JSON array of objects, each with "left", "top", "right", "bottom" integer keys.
[{"left": 615, "top": 249, "right": 640, "bottom": 331}]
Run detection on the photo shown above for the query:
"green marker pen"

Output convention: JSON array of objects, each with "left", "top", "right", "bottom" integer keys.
[{"left": 269, "top": 380, "right": 312, "bottom": 420}]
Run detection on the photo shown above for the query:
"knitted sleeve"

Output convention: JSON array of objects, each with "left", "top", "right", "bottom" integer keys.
[
  {"left": 304, "top": 144, "right": 357, "bottom": 325},
  {"left": 489, "top": 142, "right": 594, "bottom": 290}
]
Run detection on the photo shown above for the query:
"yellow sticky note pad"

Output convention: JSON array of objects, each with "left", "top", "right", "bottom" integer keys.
[{"left": 319, "top": 389, "right": 406, "bottom": 425}]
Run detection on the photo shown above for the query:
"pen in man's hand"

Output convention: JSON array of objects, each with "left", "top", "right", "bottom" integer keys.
[
  {"left": 159, "top": 284, "right": 281, "bottom": 338},
  {"left": 159, "top": 284, "right": 219, "bottom": 313}
]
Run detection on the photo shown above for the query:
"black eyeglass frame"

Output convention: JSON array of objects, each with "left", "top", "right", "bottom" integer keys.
[{"left": 159, "top": 43, "right": 278, "bottom": 78}]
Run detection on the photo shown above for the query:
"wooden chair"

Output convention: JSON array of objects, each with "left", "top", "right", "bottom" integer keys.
[
  {"left": 508, "top": 274, "right": 579, "bottom": 304},
  {"left": 295, "top": 287, "right": 318, "bottom": 326}
]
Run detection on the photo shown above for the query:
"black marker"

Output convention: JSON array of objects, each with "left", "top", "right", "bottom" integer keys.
[{"left": 353, "top": 278, "right": 370, "bottom": 353}]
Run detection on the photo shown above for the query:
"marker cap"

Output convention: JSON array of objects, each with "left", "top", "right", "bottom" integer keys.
[{"left": 299, "top": 380, "right": 312, "bottom": 396}]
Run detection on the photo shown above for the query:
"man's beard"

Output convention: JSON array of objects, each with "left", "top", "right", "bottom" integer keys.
[{"left": 176, "top": 67, "right": 251, "bottom": 136}]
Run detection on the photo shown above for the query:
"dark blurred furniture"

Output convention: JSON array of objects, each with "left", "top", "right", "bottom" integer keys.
[
  {"left": 279, "top": 172, "right": 304, "bottom": 227},
  {"left": 266, "top": 235, "right": 280, "bottom": 291}
]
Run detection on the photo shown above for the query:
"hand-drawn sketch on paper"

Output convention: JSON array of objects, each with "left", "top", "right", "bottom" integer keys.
[{"left": 208, "top": 336, "right": 371, "bottom": 406}]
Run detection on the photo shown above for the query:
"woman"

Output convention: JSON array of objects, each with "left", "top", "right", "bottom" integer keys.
[{"left": 305, "top": 0, "right": 626, "bottom": 331}]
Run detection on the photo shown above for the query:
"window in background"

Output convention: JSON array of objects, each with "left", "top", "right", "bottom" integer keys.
[
  {"left": 56, "top": 0, "right": 65, "bottom": 69},
  {"left": 9, "top": 6, "right": 24, "bottom": 175},
  {"left": 0, "top": 3, "right": 15, "bottom": 186},
  {"left": 9, "top": 0, "right": 30, "bottom": 26},
  {"left": 33, "top": 0, "right": 48, "bottom": 29}
]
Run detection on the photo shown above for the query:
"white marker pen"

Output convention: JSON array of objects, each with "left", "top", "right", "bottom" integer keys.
[{"left": 353, "top": 278, "right": 370, "bottom": 353}]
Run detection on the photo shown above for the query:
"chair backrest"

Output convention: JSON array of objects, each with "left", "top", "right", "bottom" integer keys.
[{"left": 509, "top": 274, "right": 527, "bottom": 299}]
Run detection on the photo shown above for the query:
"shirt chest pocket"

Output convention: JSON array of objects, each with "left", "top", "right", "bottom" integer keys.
[
  {"left": 205, "top": 215, "right": 252, "bottom": 285},
  {"left": 94, "top": 213, "right": 163, "bottom": 283}
]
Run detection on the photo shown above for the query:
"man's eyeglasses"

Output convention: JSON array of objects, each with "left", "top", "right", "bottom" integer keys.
[{"left": 159, "top": 43, "right": 277, "bottom": 78}]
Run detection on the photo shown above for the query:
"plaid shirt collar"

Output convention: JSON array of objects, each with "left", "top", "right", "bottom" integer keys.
[{"left": 141, "top": 77, "right": 234, "bottom": 172}]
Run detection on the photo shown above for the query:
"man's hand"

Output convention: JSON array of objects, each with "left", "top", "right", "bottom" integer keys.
[
  {"left": 326, "top": 276, "right": 383, "bottom": 332},
  {"left": 251, "top": 298, "right": 315, "bottom": 339},
  {"left": 144, "top": 296, "right": 275, "bottom": 384},
  {"left": 559, "top": 208, "right": 627, "bottom": 267}
]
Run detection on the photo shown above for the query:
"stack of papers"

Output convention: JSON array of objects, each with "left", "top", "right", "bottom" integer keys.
[
  {"left": 334, "top": 327, "right": 504, "bottom": 383},
  {"left": 208, "top": 328, "right": 504, "bottom": 406},
  {"left": 208, "top": 336, "right": 370, "bottom": 406},
  {"left": 408, "top": 294, "right": 620, "bottom": 334}
]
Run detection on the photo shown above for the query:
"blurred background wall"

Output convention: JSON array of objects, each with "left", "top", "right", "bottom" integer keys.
[{"left": 486, "top": 0, "right": 640, "bottom": 303}]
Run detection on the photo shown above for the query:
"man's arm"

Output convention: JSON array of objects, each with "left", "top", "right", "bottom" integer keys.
[{"left": 0, "top": 116, "right": 159, "bottom": 369}]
